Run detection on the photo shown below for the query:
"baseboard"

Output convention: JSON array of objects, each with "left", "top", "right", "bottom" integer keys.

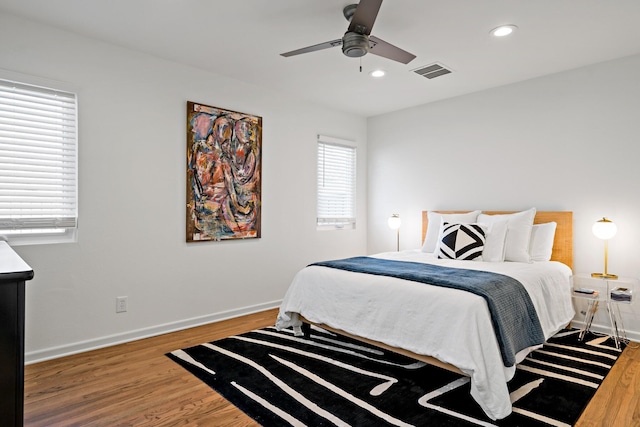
[
  {"left": 25, "top": 300, "right": 282, "bottom": 364},
  {"left": 27, "top": 304, "right": 636, "bottom": 365}
]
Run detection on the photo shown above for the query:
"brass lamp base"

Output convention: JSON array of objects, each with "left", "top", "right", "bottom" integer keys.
[{"left": 591, "top": 272, "right": 618, "bottom": 279}]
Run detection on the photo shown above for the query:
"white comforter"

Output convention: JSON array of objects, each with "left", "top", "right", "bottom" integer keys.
[{"left": 276, "top": 250, "right": 574, "bottom": 420}]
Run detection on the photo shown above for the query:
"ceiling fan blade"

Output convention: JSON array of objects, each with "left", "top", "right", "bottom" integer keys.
[
  {"left": 281, "top": 39, "right": 342, "bottom": 57},
  {"left": 368, "top": 35, "right": 416, "bottom": 64},
  {"left": 347, "top": 0, "right": 383, "bottom": 35}
]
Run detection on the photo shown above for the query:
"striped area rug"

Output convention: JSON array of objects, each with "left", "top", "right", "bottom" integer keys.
[{"left": 167, "top": 327, "right": 622, "bottom": 426}]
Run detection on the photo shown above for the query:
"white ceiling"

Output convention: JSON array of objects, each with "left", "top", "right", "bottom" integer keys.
[{"left": 2, "top": 0, "right": 640, "bottom": 117}]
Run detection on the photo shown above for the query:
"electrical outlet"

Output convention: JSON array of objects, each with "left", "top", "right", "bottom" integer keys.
[{"left": 116, "top": 296, "right": 128, "bottom": 313}]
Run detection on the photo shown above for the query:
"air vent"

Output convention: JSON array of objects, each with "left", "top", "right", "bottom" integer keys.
[{"left": 412, "top": 63, "right": 452, "bottom": 79}]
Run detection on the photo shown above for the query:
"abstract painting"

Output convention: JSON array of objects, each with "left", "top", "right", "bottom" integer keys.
[{"left": 186, "top": 102, "right": 261, "bottom": 242}]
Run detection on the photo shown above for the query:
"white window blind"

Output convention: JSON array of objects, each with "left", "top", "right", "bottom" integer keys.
[
  {"left": 317, "top": 135, "right": 356, "bottom": 228},
  {"left": 0, "top": 78, "right": 78, "bottom": 238}
]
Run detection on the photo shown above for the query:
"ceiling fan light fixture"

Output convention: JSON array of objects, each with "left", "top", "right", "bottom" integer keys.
[
  {"left": 491, "top": 25, "right": 518, "bottom": 37},
  {"left": 342, "top": 31, "right": 370, "bottom": 58}
]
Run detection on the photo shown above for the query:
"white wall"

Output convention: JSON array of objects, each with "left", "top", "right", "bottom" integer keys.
[
  {"left": 0, "top": 13, "right": 368, "bottom": 362},
  {"left": 367, "top": 54, "right": 640, "bottom": 340}
]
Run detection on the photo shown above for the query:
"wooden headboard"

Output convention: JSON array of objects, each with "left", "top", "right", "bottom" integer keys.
[{"left": 421, "top": 211, "right": 573, "bottom": 269}]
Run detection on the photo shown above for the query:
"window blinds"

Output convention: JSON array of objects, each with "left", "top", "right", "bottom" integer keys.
[
  {"left": 317, "top": 135, "right": 356, "bottom": 228},
  {"left": 0, "top": 79, "right": 78, "bottom": 232}
]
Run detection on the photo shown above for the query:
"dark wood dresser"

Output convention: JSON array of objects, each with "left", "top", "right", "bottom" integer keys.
[{"left": 0, "top": 241, "right": 34, "bottom": 426}]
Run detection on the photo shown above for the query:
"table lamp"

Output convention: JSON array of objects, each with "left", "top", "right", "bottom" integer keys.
[
  {"left": 387, "top": 214, "right": 401, "bottom": 251},
  {"left": 591, "top": 217, "right": 618, "bottom": 279}
]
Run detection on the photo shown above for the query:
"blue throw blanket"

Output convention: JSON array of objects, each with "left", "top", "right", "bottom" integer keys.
[{"left": 310, "top": 256, "right": 545, "bottom": 367}]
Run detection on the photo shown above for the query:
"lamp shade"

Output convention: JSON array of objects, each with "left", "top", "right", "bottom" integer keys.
[
  {"left": 592, "top": 217, "right": 617, "bottom": 240},
  {"left": 388, "top": 214, "right": 401, "bottom": 230}
]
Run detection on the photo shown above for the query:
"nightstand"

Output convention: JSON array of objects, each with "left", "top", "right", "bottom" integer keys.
[{"left": 572, "top": 274, "right": 636, "bottom": 349}]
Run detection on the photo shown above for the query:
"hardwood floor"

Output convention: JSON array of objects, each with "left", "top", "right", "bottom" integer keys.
[
  {"left": 24, "top": 309, "right": 278, "bottom": 427},
  {"left": 575, "top": 340, "right": 640, "bottom": 427},
  {"left": 24, "top": 309, "right": 639, "bottom": 426}
]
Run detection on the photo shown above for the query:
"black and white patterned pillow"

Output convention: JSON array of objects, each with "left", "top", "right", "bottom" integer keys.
[{"left": 437, "top": 222, "right": 486, "bottom": 261}]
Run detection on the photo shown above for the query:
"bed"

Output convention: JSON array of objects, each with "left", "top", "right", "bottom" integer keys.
[{"left": 276, "top": 209, "right": 574, "bottom": 420}]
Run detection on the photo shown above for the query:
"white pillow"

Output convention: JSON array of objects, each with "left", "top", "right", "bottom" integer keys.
[
  {"left": 422, "top": 210, "right": 481, "bottom": 253},
  {"left": 530, "top": 222, "right": 557, "bottom": 262},
  {"left": 478, "top": 219, "right": 509, "bottom": 262},
  {"left": 477, "top": 208, "right": 536, "bottom": 262}
]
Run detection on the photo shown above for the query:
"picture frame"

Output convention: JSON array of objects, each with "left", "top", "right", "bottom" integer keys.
[{"left": 186, "top": 101, "right": 262, "bottom": 242}]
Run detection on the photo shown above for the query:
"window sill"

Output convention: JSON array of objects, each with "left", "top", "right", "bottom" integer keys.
[{"left": 1, "top": 230, "right": 78, "bottom": 246}]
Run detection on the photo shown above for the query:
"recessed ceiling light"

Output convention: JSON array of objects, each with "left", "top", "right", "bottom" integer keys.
[
  {"left": 369, "top": 69, "right": 386, "bottom": 78},
  {"left": 490, "top": 25, "right": 518, "bottom": 37}
]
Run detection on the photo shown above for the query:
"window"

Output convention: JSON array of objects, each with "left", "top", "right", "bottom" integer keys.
[
  {"left": 0, "top": 77, "right": 78, "bottom": 245},
  {"left": 317, "top": 135, "right": 356, "bottom": 229}
]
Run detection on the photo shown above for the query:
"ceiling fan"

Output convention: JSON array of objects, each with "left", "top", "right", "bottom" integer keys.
[{"left": 280, "top": 0, "right": 416, "bottom": 65}]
